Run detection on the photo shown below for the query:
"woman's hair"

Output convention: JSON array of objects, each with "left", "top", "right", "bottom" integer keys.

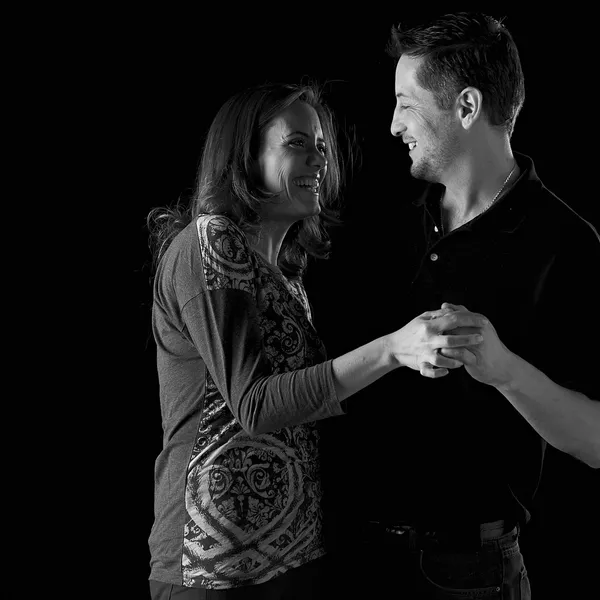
[
  {"left": 387, "top": 11, "right": 525, "bottom": 137},
  {"left": 147, "top": 81, "right": 346, "bottom": 278}
]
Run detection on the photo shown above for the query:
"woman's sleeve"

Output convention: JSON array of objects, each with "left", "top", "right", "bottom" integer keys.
[{"left": 181, "top": 215, "right": 344, "bottom": 435}]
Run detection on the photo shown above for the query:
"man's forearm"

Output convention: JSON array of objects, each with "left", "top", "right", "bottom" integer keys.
[{"left": 497, "top": 354, "right": 600, "bottom": 468}]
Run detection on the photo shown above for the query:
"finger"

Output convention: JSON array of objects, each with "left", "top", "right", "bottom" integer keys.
[
  {"left": 440, "top": 347, "right": 477, "bottom": 365},
  {"left": 435, "top": 311, "right": 488, "bottom": 332},
  {"left": 428, "top": 352, "right": 464, "bottom": 370},
  {"left": 438, "top": 333, "right": 484, "bottom": 348},
  {"left": 441, "top": 302, "right": 467, "bottom": 312},
  {"left": 421, "top": 307, "right": 454, "bottom": 320},
  {"left": 419, "top": 363, "right": 449, "bottom": 378},
  {"left": 443, "top": 326, "right": 480, "bottom": 336}
]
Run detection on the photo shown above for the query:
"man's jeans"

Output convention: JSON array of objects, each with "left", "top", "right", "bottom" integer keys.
[{"left": 326, "top": 521, "right": 531, "bottom": 599}]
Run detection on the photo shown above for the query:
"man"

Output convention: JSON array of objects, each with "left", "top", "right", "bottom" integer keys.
[{"left": 322, "top": 11, "right": 599, "bottom": 599}]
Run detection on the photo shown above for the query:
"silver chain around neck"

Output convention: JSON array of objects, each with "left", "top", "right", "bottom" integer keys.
[{"left": 441, "top": 163, "right": 517, "bottom": 234}]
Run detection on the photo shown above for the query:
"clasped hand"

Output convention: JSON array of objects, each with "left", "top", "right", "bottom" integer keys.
[
  {"left": 390, "top": 305, "right": 487, "bottom": 378},
  {"left": 391, "top": 302, "right": 514, "bottom": 385},
  {"left": 436, "top": 302, "right": 515, "bottom": 387}
]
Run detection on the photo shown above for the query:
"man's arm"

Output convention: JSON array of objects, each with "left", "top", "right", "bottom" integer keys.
[
  {"left": 496, "top": 353, "right": 600, "bottom": 468},
  {"left": 440, "top": 304, "right": 600, "bottom": 469}
]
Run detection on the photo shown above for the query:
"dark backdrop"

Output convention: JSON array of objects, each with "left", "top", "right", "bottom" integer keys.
[{"left": 124, "top": 7, "right": 599, "bottom": 598}]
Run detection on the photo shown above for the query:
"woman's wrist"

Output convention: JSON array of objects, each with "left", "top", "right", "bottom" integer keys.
[{"left": 382, "top": 333, "right": 405, "bottom": 369}]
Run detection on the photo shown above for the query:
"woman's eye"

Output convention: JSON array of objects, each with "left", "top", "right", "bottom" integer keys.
[{"left": 289, "top": 139, "right": 327, "bottom": 154}]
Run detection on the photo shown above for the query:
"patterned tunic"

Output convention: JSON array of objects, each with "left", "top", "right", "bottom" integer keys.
[{"left": 149, "top": 214, "right": 343, "bottom": 589}]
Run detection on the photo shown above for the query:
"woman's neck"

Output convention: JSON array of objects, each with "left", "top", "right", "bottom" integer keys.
[{"left": 249, "top": 220, "right": 291, "bottom": 267}]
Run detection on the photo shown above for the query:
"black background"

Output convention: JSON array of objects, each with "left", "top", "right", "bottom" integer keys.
[{"left": 121, "top": 6, "right": 599, "bottom": 598}]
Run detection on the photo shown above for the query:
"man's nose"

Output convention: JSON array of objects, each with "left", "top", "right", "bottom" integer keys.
[{"left": 391, "top": 114, "right": 406, "bottom": 137}]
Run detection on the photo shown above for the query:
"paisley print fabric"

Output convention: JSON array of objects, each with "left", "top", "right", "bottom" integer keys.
[
  {"left": 196, "top": 215, "right": 256, "bottom": 296},
  {"left": 181, "top": 215, "right": 328, "bottom": 589}
]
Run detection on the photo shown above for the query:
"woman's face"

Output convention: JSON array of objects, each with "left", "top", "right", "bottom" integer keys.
[{"left": 257, "top": 100, "right": 328, "bottom": 224}]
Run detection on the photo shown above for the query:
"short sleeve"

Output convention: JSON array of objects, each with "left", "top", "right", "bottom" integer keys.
[{"left": 530, "top": 218, "right": 600, "bottom": 400}]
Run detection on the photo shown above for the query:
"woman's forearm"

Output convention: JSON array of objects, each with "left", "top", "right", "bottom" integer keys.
[
  {"left": 239, "top": 335, "right": 400, "bottom": 435},
  {"left": 331, "top": 335, "right": 400, "bottom": 401}
]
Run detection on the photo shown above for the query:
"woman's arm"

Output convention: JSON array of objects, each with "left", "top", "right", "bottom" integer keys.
[
  {"left": 181, "top": 215, "right": 486, "bottom": 435},
  {"left": 331, "top": 310, "right": 487, "bottom": 401},
  {"left": 184, "top": 287, "right": 485, "bottom": 434}
]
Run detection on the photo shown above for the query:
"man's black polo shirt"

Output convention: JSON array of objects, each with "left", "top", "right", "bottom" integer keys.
[{"left": 339, "top": 152, "right": 599, "bottom": 528}]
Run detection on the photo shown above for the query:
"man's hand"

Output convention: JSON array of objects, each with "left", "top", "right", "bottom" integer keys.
[{"left": 438, "top": 302, "right": 516, "bottom": 387}]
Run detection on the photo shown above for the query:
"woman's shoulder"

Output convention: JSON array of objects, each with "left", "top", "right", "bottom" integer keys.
[
  {"left": 196, "top": 212, "right": 252, "bottom": 257},
  {"left": 195, "top": 213, "right": 256, "bottom": 291},
  {"left": 196, "top": 213, "right": 246, "bottom": 240}
]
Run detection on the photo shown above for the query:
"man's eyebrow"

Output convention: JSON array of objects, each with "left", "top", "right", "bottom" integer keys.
[
  {"left": 285, "top": 131, "right": 326, "bottom": 143},
  {"left": 395, "top": 92, "right": 410, "bottom": 99}
]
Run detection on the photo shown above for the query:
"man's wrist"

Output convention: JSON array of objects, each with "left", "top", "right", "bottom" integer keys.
[{"left": 493, "top": 351, "right": 522, "bottom": 392}]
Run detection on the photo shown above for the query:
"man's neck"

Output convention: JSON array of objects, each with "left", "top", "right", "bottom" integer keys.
[{"left": 440, "top": 147, "right": 519, "bottom": 232}]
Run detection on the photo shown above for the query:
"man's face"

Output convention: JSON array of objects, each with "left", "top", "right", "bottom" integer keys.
[{"left": 390, "top": 54, "right": 460, "bottom": 182}]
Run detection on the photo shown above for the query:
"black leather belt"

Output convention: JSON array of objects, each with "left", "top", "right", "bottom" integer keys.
[{"left": 363, "top": 519, "right": 512, "bottom": 552}]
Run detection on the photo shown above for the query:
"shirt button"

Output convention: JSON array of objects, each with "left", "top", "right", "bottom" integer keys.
[
  {"left": 430, "top": 253, "right": 439, "bottom": 261},
  {"left": 434, "top": 226, "right": 439, "bottom": 232}
]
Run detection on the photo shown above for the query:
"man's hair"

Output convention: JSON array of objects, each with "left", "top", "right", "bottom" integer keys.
[{"left": 387, "top": 12, "right": 525, "bottom": 136}]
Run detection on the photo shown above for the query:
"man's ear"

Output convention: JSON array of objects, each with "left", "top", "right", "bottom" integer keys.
[{"left": 456, "top": 86, "right": 483, "bottom": 130}]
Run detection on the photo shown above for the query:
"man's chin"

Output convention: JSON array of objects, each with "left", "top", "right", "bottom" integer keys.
[
  {"left": 410, "top": 159, "right": 437, "bottom": 183},
  {"left": 409, "top": 162, "right": 427, "bottom": 180}
]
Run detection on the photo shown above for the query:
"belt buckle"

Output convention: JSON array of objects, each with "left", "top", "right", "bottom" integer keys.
[{"left": 384, "top": 524, "right": 409, "bottom": 536}]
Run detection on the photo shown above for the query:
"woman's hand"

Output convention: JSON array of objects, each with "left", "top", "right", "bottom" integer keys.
[{"left": 388, "top": 307, "right": 488, "bottom": 378}]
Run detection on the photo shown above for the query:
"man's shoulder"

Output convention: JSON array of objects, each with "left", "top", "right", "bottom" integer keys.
[{"left": 528, "top": 183, "right": 598, "bottom": 246}]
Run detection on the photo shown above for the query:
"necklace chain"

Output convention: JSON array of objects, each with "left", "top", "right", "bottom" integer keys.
[{"left": 441, "top": 163, "right": 517, "bottom": 234}]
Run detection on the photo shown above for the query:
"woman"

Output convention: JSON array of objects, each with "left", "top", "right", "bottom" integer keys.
[{"left": 147, "top": 82, "right": 486, "bottom": 599}]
